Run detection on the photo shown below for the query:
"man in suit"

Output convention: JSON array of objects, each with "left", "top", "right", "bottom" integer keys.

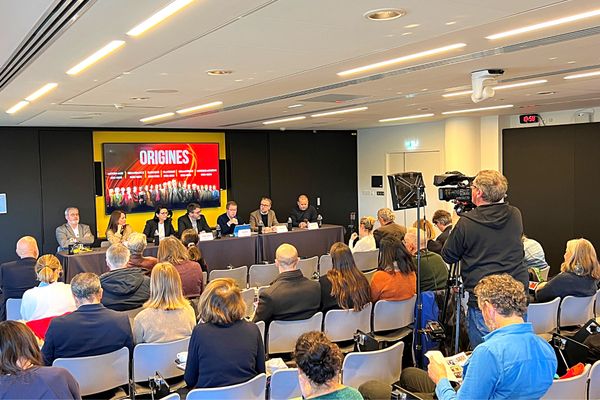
[
  {"left": 428, "top": 209, "right": 453, "bottom": 254},
  {"left": 217, "top": 201, "right": 243, "bottom": 235},
  {"left": 249, "top": 197, "right": 279, "bottom": 232},
  {"left": 55, "top": 207, "right": 95, "bottom": 251},
  {"left": 373, "top": 207, "right": 406, "bottom": 248},
  {"left": 42, "top": 272, "right": 133, "bottom": 365},
  {"left": 253, "top": 244, "right": 320, "bottom": 327},
  {"left": 177, "top": 202, "right": 211, "bottom": 236},
  {"left": 289, "top": 194, "right": 318, "bottom": 228},
  {"left": 0, "top": 236, "right": 39, "bottom": 320}
]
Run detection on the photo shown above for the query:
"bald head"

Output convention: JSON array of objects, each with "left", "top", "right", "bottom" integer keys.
[
  {"left": 16, "top": 236, "right": 39, "bottom": 259},
  {"left": 404, "top": 228, "right": 427, "bottom": 255},
  {"left": 275, "top": 243, "right": 299, "bottom": 272},
  {"left": 297, "top": 195, "right": 309, "bottom": 211}
]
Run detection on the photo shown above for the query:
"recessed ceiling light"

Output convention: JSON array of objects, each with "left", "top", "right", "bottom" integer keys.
[
  {"left": 442, "top": 104, "right": 514, "bottom": 115},
  {"left": 123, "top": 71, "right": 131, "bottom": 75},
  {"left": 206, "top": 69, "right": 233, "bottom": 76},
  {"left": 140, "top": 112, "right": 175, "bottom": 123},
  {"left": 442, "top": 79, "right": 547, "bottom": 97},
  {"left": 337, "top": 43, "right": 466, "bottom": 76},
  {"left": 445, "top": 21, "right": 457, "bottom": 26},
  {"left": 567, "top": 61, "right": 576, "bottom": 64},
  {"left": 564, "top": 70, "right": 600, "bottom": 79},
  {"left": 401, "top": 32, "right": 413, "bottom": 36},
  {"left": 130, "top": 96, "right": 150, "bottom": 101},
  {"left": 486, "top": 8, "right": 600, "bottom": 40},
  {"left": 311, "top": 107, "right": 368, "bottom": 118},
  {"left": 548, "top": 57, "right": 558, "bottom": 60},
  {"left": 176, "top": 101, "right": 223, "bottom": 115},
  {"left": 263, "top": 116, "right": 306, "bottom": 125},
  {"left": 146, "top": 89, "right": 179, "bottom": 94},
  {"left": 234, "top": 79, "right": 244, "bottom": 82},
  {"left": 364, "top": 8, "right": 406, "bottom": 21},
  {"left": 6, "top": 100, "right": 29, "bottom": 114},
  {"left": 379, "top": 113, "right": 434, "bottom": 122},
  {"left": 25, "top": 83, "right": 58, "bottom": 102},
  {"left": 127, "top": 0, "right": 194, "bottom": 37},
  {"left": 288, "top": 104, "right": 304, "bottom": 108},
  {"left": 404, "top": 24, "right": 420, "bottom": 29},
  {"left": 66, "top": 40, "right": 125, "bottom": 75}
]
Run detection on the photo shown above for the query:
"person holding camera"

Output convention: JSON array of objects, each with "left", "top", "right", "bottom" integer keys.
[{"left": 441, "top": 170, "right": 527, "bottom": 348}]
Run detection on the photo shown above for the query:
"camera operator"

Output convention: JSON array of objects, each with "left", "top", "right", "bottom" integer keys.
[{"left": 441, "top": 170, "right": 527, "bottom": 348}]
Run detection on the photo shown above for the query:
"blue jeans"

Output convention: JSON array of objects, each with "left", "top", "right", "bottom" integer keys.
[{"left": 467, "top": 306, "right": 489, "bottom": 348}]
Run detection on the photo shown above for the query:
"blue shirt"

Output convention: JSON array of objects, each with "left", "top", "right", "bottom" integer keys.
[{"left": 436, "top": 323, "right": 557, "bottom": 400}]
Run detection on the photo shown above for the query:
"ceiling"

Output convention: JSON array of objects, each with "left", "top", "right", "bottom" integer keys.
[{"left": 1, "top": 0, "right": 600, "bottom": 130}]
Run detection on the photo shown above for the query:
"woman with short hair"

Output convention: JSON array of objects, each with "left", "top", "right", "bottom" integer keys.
[
  {"left": 349, "top": 216, "right": 376, "bottom": 253},
  {"left": 106, "top": 210, "right": 133, "bottom": 245},
  {"left": 157, "top": 237, "right": 203, "bottom": 297},
  {"left": 370, "top": 236, "right": 416, "bottom": 302},
  {"left": 184, "top": 278, "right": 265, "bottom": 388},
  {"left": 133, "top": 262, "right": 196, "bottom": 344}
]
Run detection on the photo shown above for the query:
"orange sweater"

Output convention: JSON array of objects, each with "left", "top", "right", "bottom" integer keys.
[{"left": 370, "top": 270, "right": 416, "bottom": 302}]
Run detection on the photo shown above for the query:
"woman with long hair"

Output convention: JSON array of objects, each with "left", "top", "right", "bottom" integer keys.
[
  {"left": 0, "top": 321, "right": 80, "bottom": 399},
  {"left": 105, "top": 210, "right": 133, "bottom": 245},
  {"left": 370, "top": 236, "right": 416, "bottom": 302},
  {"left": 180, "top": 229, "right": 208, "bottom": 272},
  {"left": 413, "top": 218, "right": 436, "bottom": 241},
  {"left": 157, "top": 237, "right": 203, "bottom": 297},
  {"left": 133, "top": 262, "right": 196, "bottom": 344},
  {"left": 143, "top": 206, "right": 176, "bottom": 243},
  {"left": 320, "top": 243, "right": 371, "bottom": 314},
  {"left": 348, "top": 216, "right": 376, "bottom": 253}
]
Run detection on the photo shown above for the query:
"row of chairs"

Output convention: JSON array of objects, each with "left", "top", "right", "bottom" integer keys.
[{"left": 542, "top": 361, "right": 600, "bottom": 400}]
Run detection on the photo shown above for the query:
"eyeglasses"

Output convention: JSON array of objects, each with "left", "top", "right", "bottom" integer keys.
[{"left": 260, "top": 203, "right": 270, "bottom": 207}]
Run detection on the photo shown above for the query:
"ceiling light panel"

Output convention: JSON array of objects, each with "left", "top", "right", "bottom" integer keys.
[
  {"left": 6, "top": 100, "right": 30, "bottom": 114},
  {"left": 379, "top": 113, "right": 434, "bottom": 122},
  {"left": 127, "top": 0, "right": 195, "bottom": 37},
  {"left": 176, "top": 101, "right": 223, "bottom": 114},
  {"left": 564, "top": 70, "right": 600, "bottom": 80},
  {"left": 311, "top": 107, "right": 368, "bottom": 117},
  {"left": 25, "top": 83, "right": 58, "bottom": 102},
  {"left": 262, "top": 116, "right": 306, "bottom": 125},
  {"left": 442, "top": 79, "right": 548, "bottom": 97},
  {"left": 140, "top": 112, "right": 175, "bottom": 123},
  {"left": 442, "top": 105, "right": 514, "bottom": 115},
  {"left": 66, "top": 40, "right": 125, "bottom": 75}
]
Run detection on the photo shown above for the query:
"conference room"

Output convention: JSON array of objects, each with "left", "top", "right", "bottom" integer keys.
[{"left": 1, "top": 0, "right": 600, "bottom": 399}]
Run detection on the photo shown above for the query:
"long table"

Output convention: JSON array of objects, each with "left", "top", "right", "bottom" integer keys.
[{"left": 259, "top": 224, "right": 345, "bottom": 262}]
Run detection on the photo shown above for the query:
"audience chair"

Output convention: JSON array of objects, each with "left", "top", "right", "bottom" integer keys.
[
  {"left": 255, "top": 320, "right": 265, "bottom": 344},
  {"left": 267, "top": 312, "right": 323, "bottom": 355},
  {"left": 270, "top": 368, "right": 301, "bottom": 400},
  {"left": 249, "top": 263, "right": 278, "bottom": 287},
  {"left": 539, "top": 266, "right": 551, "bottom": 281},
  {"left": 527, "top": 297, "right": 560, "bottom": 340},
  {"left": 100, "top": 241, "right": 111, "bottom": 248},
  {"left": 587, "top": 359, "right": 600, "bottom": 400},
  {"left": 541, "top": 363, "right": 591, "bottom": 399},
  {"left": 595, "top": 289, "right": 600, "bottom": 319},
  {"left": 363, "top": 269, "right": 377, "bottom": 285},
  {"left": 342, "top": 341, "right": 404, "bottom": 389},
  {"left": 241, "top": 288, "right": 256, "bottom": 319},
  {"left": 297, "top": 256, "right": 318, "bottom": 279},
  {"left": 558, "top": 295, "right": 595, "bottom": 332},
  {"left": 52, "top": 347, "right": 130, "bottom": 397},
  {"left": 162, "top": 394, "right": 180, "bottom": 400},
  {"left": 132, "top": 337, "right": 190, "bottom": 393},
  {"left": 323, "top": 303, "right": 372, "bottom": 352},
  {"left": 319, "top": 254, "right": 332, "bottom": 276},
  {"left": 6, "top": 298, "right": 22, "bottom": 321},
  {"left": 186, "top": 373, "right": 267, "bottom": 399},
  {"left": 353, "top": 249, "right": 379, "bottom": 272},
  {"left": 202, "top": 271, "right": 207, "bottom": 288},
  {"left": 209, "top": 266, "right": 248, "bottom": 289},
  {"left": 372, "top": 296, "right": 416, "bottom": 342}
]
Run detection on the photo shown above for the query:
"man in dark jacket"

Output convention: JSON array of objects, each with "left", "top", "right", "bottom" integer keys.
[
  {"left": 289, "top": 195, "right": 318, "bottom": 228},
  {"left": 0, "top": 236, "right": 39, "bottom": 320},
  {"left": 177, "top": 202, "right": 211, "bottom": 236},
  {"left": 100, "top": 244, "right": 150, "bottom": 311},
  {"left": 441, "top": 170, "right": 527, "bottom": 348},
  {"left": 428, "top": 209, "right": 452, "bottom": 254}
]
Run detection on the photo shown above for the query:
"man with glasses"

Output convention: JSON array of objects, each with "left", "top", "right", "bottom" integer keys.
[
  {"left": 177, "top": 202, "right": 211, "bottom": 237},
  {"left": 441, "top": 170, "right": 527, "bottom": 348},
  {"left": 56, "top": 207, "right": 95, "bottom": 251},
  {"left": 249, "top": 197, "right": 279, "bottom": 233}
]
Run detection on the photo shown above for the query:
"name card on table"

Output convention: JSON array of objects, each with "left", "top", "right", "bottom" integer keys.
[
  {"left": 199, "top": 232, "right": 214, "bottom": 241},
  {"left": 237, "top": 228, "right": 251, "bottom": 237},
  {"left": 275, "top": 225, "right": 288, "bottom": 233},
  {"left": 308, "top": 222, "right": 319, "bottom": 230}
]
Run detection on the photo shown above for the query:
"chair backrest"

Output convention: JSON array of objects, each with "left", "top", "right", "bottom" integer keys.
[
  {"left": 6, "top": 298, "right": 22, "bottom": 321},
  {"left": 100, "top": 240, "right": 111, "bottom": 248},
  {"left": 162, "top": 394, "right": 180, "bottom": 400},
  {"left": 186, "top": 373, "right": 267, "bottom": 399},
  {"left": 353, "top": 250, "right": 379, "bottom": 272},
  {"left": 297, "top": 256, "right": 318, "bottom": 279},
  {"left": 541, "top": 363, "right": 590, "bottom": 399},
  {"left": 53, "top": 347, "right": 129, "bottom": 396},
  {"left": 324, "top": 303, "right": 372, "bottom": 342},
  {"left": 373, "top": 296, "right": 417, "bottom": 332},
  {"left": 539, "top": 266, "right": 551, "bottom": 281},
  {"left": 209, "top": 266, "right": 248, "bottom": 289},
  {"left": 527, "top": 297, "right": 560, "bottom": 334},
  {"left": 268, "top": 312, "right": 323, "bottom": 354},
  {"left": 241, "top": 288, "right": 256, "bottom": 319},
  {"left": 363, "top": 269, "right": 377, "bottom": 285},
  {"left": 595, "top": 290, "right": 600, "bottom": 319},
  {"left": 342, "top": 341, "right": 404, "bottom": 389},
  {"left": 249, "top": 263, "right": 278, "bottom": 287},
  {"left": 202, "top": 271, "right": 207, "bottom": 288},
  {"left": 319, "top": 254, "right": 332, "bottom": 276},
  {"left": 559, "top": 295, "right": 595, "bottom": 328},
  {"left": 255, "top": 321, "right": 265, "bottom": 344},
  {"left": 270, "top": 368, "right": 301, "bottom": 400},
  {"left": 588, "top": 359, "right": 600, "bottom": 400},
  {"left": 133, "top": 337, "right": 190, "bottom": 383}
]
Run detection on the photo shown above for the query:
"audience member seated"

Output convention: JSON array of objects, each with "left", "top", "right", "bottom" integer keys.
[
  {"left": 295, "top": 331, "right": 363, "bottom": 400},
  {"left": 217, "top": 201, "right": 243, "bottom": 235},
  {"left": 0, "top": 321, "right": 80, "bottom": 399},
  {"left": 126, "top": 232, "right": 158, "bottom": 270},
  {"left": 0, "top": 236, "right": 38, "bottom": 320},
  {"left": 290, "top": 194, "right": 318, "bottom": 228},
  {"left": 319, "top": 243, "right": 371, "bottom": 315},
  {"left": 106, "top": 210, "right": 133, "bottom": 245},
  {"left": 143, "top": 206, "right": 176, "bottom": 243},
  {"left": 523, "top": 234, "right": 549, "bottom": 272},
  {"left": 100, "top": 244, "right": 150, "bottom": 311},
  {"left": 349, "top": 216, "right": 376, "bottom": 253},
  {"left": 158, "top": 237, "right": 203, "bottom": 297},
  {"left": 404, "top": 228, "right": 448, "bottom": 292},
  {"left": 359, "top": 275, "right": 557, "bottom": 400},
  {"left": 413, "top": 218, "right": 436, "bottom": 241},
  {"left": 535, "top": 238, "right": 600, "bottom": 303},
  {"left": 181, "top": 229, "right": 208, "bottom": 272},
  {"left": 373, "top": 208, "right": 406, "bottom": 248},
  {"left": 253, "top": 243, "right": 320, "bottom": 326},
  {"left": 177, "top": 203, "right": 211, "bottom": 236},
  {"left": 133, "top": 262, "right": 196, "bottom": 344},
  {"left": 56, "top": 207, "right": 95, "bottom": 250},
  {"left": 42, "top": 272, "right": 133, "bottom": 365},
  {"left": 184, "top": 278, "right": 265, "bottom": 389},
  {"left": 428, "top": 210, "right": 453, "bottom": 254},
  {"left": 370, "top": 236, "right": 416, "bottom": 302},
  {"left": 20, "top": 255, "right": 76, "bottom": 321},
  {"left": 249, "top": 197, "right": 278, "bottom": 232}
]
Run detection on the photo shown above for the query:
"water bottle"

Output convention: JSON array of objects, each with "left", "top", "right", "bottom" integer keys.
[
  {"left": 317, "top": 214, "right": 323, "bottom": 227},
  {"left": 257, "top": 219, "right": 264, "bottom": 234},
  {"left": 215, "top": 224, "right": 222, "bottom": 239},
  {"left": 287, "top": 217, "right": 293, "bottom": 231}
]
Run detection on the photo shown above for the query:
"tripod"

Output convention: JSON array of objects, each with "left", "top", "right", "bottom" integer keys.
[{"left": 440, "top": 261, "right": 464, "bottom": 355}]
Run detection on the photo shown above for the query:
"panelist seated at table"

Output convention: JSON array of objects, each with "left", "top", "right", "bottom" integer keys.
[
  {"left": 177, "top": 202, "right": 211, "bottom": 236},
  {"left": 249, "top": 197, "right": 278, "bottom": 233},
  {"left": 106, "top": 210, "right": 134, "bottom": 245},
  {"left": 290, "top": 194, "right": 318, "bottom": 228},
  {"left": 56, "top": 207, "right": 95, "bottom": 250},
  {"left": 143, "top": 206, "right": 176, "bottom": 243},
  {"left": 217, "top": 201, "right": 244, "bottom": 236}
]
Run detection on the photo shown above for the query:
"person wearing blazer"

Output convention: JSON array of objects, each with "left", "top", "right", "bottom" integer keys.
[
  {"left": 249, "top": 197, "right": 279, "bottom": 232},
  {"left": 177, "top": 203, "right": 211, "bottom": 237},
  {"left": 56, "top": 207, "right": 95, "bottom": 250},
  {"left": 0, "top": 236, "right": 39, "bottom": 320},
  {"left": 143, "top": 206, "right": 176, "bottom": 243},
  {"left": 428, "top": 209, "right": 453, "bottom": 254}
]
